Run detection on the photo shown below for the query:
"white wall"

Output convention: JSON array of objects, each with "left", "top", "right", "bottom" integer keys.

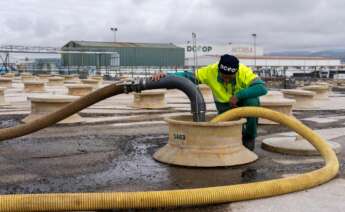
[
  {"left": 178, "top": 44, "right": 264, "bottom": 58},
  {"left": 239, "top": 58, "right": 341, "bottom": 67},
  {"left": 185, "top": 55, "right": 341, "bottom": 67}
]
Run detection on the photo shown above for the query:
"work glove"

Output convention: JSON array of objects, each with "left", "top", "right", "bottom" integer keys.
[
  {"left": 229, "top": 96, "right": 238, "bottom": 108},
  {"left": 150, "top": 72, "right": 166, "bottom": 81}
]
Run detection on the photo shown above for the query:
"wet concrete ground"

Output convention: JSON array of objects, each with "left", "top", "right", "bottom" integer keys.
[
  {"left": 0, "top": 111, "right": 344, "bottom": 212},
  {"left": 0, "top": 116, "right": 344, "bottom": 194},
  {"left": 0, "top": 82, "right": 344, "bottom": 211}
]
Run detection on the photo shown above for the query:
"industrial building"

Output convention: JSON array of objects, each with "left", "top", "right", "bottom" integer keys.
[
  {"left": 180, "top": 43, "right": 341, "bottom": 68},
  {"left": 180, "top": 43, "right": 345, "bottom": 78},
  {"left": 61, "top": 41, "right": 185, "bottom": 67},
  {"left": 178, "top": 43, "right": 264, "bottom": 58},
  {"left": 185, "top": 55, "right": 345, "bottom": 78},
  {"left": 185, "top": 54, "right": 341, "bottom": 68}
]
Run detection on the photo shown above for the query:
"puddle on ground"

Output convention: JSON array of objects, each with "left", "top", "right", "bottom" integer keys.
[
  {"left": 0, "top": 115, "right": 24, "bottom": 128},
  {"left": 0, "top": 132, "right": 330, "bottom": 194}
]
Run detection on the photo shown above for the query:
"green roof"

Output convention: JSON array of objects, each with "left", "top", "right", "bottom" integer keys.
[{"left": 62, "top": 41, "right": 181, "bottom": 49}]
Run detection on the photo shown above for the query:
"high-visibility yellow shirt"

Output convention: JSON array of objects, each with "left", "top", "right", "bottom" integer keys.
[{"left": 195, "top": 63, "right": 257, "bottom": 103}]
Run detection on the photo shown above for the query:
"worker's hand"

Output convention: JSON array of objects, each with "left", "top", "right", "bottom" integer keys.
[
  {"left": 151, "top": 72, "right": 166, "bottom": 81},
  {"left": 229, "top": 96, "right": 238, "bottom": 108}
]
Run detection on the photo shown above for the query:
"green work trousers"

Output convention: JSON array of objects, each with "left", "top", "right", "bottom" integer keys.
[{"left": 215, "top": 97, "right": 260, "bottom": 141}]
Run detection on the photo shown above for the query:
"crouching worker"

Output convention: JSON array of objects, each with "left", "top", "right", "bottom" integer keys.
[{"left": 151, "top": 54, "right": 267, "bottom": 151}]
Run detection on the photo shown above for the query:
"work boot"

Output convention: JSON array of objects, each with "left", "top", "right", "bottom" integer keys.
[{"left": 242, "top": 138, "right": 255, "bottom": 151}]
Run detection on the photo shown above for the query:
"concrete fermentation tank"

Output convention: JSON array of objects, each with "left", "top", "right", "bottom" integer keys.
[{"left": 154, "top": 115, "right": 258, "bottom": 167}]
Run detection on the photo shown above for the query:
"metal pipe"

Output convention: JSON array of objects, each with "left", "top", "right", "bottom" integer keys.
[{"left": 124, "top": 76, "right": 206, "bottom": 122}]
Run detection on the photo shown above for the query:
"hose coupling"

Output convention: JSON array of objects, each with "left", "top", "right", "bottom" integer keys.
[{"left": 121, "top": 78, "right": 143, "bottom": 94}]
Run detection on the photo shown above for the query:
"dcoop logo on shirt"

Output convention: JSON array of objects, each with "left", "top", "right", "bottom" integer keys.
[{"left": 186, "top": 45, "right": 212, "bottom": 53}]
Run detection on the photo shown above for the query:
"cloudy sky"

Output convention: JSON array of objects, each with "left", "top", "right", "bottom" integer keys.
[{"left": 1, "top": 0, "right": 344, "bottom": 52}]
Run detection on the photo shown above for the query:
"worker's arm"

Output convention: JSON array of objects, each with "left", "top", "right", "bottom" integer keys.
[
  {"left": 235, "top": 79, "right": 268, "bottom": 100},
  {"left": 151, "top": 63, "right": 215, "bottom": 84},
  {"left": 151, "top": 70, "right": 197, "bottom": 84},
  {"left": 168, "top": 71, "right": 198, "bottom": 84},
  {"left": 166, "top": 63, "right": 216, "bottom": 84}
]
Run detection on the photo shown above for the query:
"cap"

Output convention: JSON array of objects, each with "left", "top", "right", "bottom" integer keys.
[{"left": 218, "top": 54, "right": 239, "bottom": 75}]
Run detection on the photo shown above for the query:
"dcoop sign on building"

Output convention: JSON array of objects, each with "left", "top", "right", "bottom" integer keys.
[{"left": 178, "top": 44, "right": 264, "bottom": 58}]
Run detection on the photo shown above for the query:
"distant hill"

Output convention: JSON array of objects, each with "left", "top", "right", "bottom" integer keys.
[{"left": 267, "top": 49, "right": 345, "bottom": 62}]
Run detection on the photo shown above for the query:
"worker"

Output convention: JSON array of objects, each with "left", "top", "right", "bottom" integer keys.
[{"left": 152, "top": 54, "right": 267, "bottom": 151}]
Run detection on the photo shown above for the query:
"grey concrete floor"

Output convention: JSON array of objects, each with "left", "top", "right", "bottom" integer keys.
[{"left": 0, "top": 84, "right": 344, "bottom": 211}]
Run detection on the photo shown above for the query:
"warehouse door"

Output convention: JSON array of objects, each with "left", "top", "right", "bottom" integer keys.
[{"left": 110, "top": 52, "right": 120, "bottom": 66}]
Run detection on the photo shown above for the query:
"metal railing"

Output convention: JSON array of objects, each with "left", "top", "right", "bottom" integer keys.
[{"left": 5, "top": 65, "right": 192, "bottom": 79}]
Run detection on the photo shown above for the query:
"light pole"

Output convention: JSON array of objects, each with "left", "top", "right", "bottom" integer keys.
[
  {"left": 186, "top": 40, "right": 191, "bottom": 54},
  {"left": 110, "top": 27, "right": 118, "bottom": 42},
  {"left": 251, "top": 33, "right": 257, "bottom": 71},
  {"left": 192, "top": 32, "right": 197, "bottom": 72},
  {"left": 228, "top": 42, "right": 232, "bottom": 54}
]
